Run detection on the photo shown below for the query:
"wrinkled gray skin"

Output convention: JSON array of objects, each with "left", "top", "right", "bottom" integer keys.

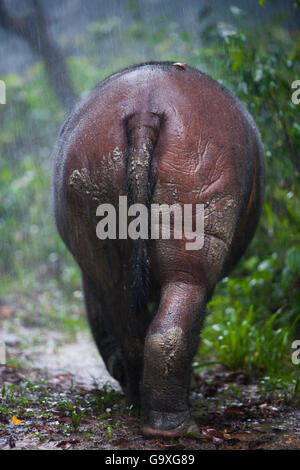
[{"left": 53, "top": 62, "right": 265, "bottom": 438}]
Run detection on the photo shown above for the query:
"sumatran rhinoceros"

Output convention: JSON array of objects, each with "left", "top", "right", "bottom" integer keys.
[{"left": 53, "top": 61, "right": 265, "bottom": 438}]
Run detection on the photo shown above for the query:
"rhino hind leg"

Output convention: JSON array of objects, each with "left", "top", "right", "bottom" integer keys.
[
  {"left": 141, "top": 282, "right": 207, "bottom": 437},
  {"left": 81, "top": 273, "right": 126, "bottom": 389}
]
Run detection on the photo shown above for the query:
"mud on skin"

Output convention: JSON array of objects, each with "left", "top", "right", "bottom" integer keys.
[{"left": 53, "top": 61, "right": 265, "bottom": 438}]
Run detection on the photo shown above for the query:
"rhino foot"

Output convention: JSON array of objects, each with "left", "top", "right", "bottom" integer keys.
[{"left": 141, "top": 410, "right": 198, "bottom": 438}]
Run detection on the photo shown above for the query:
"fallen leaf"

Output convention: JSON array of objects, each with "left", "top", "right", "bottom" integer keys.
[
  {"left": 158, "top": 442, "right": 185, "bottom": 450},
  {"left": 224, "top": 406, "right": 245, "bottom": 418},
  {"left": 12, "top": 415, "right": 21, "bottom": 425},
  {"left": 202, "top": 428, "right": 224, "bottom": 444},
  {"left": 252, "top": 426, "right": 265, "bottom": 432},
  {"left": 56, "top": 439, "right": 79, "bottom": 448},
  {"left": 0, "top": 305, "right": 14, "bottom": 319},
  {"left": 259, "top": 403, "right": 279, "bottom": 414}
]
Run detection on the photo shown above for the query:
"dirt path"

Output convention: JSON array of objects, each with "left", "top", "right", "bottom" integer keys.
[
  {"left": 1, "top": 302, "right": 300, "bottom": 450},
  {"left": 0, "top": 326, "right": 119, "bottom": 390}
]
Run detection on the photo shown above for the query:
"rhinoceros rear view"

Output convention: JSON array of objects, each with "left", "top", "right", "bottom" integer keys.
[{"left": 53, "top": 61, "right": 265, "bottom": 438}]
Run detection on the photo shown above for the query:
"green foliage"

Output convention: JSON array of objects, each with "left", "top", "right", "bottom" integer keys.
[
  {"left": 0, "top": 376, "right": 125, "bottom": 437},
  {"left": 60, "top": 402, "right": 87, "bottom": 432},
  {"left": 0, "top": 152, "right": 81, "bottom": 299},
  {"left": 192, "top": 6, "right": 300, "bottom": 386},
  {"left": 201, "top": 295, "right": 298, "bottom": 376}
]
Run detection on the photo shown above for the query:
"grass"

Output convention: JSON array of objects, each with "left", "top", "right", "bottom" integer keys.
[
  {"left": 197, "top": 284, "right": 300, "bottom": 398},
  {"left": 0, "top": 376, "right": 125, "bottom": 433},
  {"left": 201, "top": 303, "right": 295, "bottom": 375},
  {"left": 0, "top": 378, "right": 50, "bottom": 419}
]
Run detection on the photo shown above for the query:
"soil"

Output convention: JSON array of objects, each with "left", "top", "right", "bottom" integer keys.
[{"left": 0, "top": 302, "right": 300, "bottom": 451}]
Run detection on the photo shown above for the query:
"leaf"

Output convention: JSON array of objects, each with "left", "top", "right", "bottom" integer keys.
[
  {"left": 12, "top": 415, "right": 21, "bottom": 425},
  {"left": 202, "top": 428, "right": 224, "bottom": 443},
  {"left": 0, "top": 306, "right": 14, "bottom": 319}
]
